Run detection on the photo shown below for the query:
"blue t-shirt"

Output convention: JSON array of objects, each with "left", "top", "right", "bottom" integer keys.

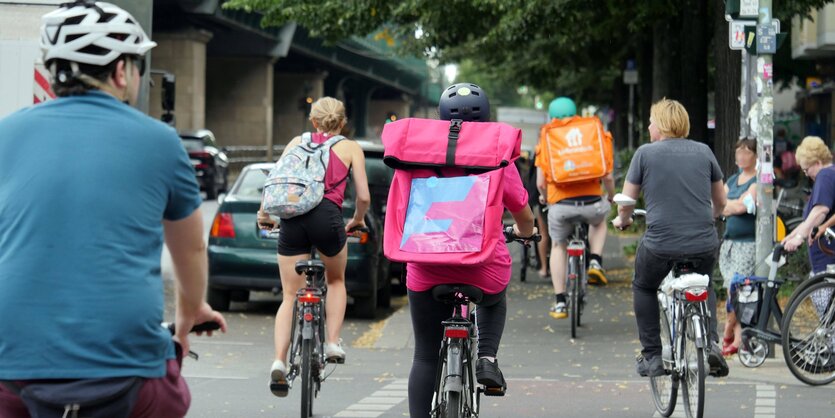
[
  {"left": 0, "top": 92, "right": 201, "bottom": 379},
  {"left": 804, "top": 165, "right": 835, "bottom": 273}
]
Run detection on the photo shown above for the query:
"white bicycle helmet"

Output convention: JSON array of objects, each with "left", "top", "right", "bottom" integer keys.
[{"left": 40, "top": 1, "right": 156, "bottom": 67}]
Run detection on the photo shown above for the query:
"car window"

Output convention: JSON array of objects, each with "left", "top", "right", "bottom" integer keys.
[
  {"left": 204, "top": 136, "right": 217, "bottom": 148},
  {"left": 181, "top": 138, "right": 203, "bottom": 152},
  {"left": 232, "top": 168, "right": 268, "bottom": 199}
]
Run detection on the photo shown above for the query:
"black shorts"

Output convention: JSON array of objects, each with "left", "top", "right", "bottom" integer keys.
[{"left": 277, "top": 199, "right": 347, "bottom": 257}]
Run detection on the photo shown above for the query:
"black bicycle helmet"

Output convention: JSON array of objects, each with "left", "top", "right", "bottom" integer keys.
[{"left": 438, "top": 82, "right": 490, "bottom": 121}]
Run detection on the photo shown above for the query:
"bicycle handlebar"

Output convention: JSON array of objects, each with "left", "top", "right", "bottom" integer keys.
[
  {"left": 812, "top": 226, "right": 835, "bottom": 241},
  {"left": 503, "top": 226, "right": 541, "bottom": 244},
  {"left": 165, "top": 321, "right": 222, "bottom": 336}
]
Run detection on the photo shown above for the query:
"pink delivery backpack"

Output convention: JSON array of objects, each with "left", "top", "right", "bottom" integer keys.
[{"left": 381, "top": 118, "right": 522, "bottom": 265}]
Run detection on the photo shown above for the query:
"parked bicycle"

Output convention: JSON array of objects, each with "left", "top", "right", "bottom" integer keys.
[
  {"left": 429, "top": 227, "right": 539, "bottom": 418},
  {"left": 781, "top": 226, "right": 835, "bottom": 386},
  {"left": 614, "top": 194, "right": 711, "bottom": 418}
]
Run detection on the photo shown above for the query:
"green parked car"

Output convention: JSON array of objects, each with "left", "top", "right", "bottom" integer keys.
[{"left": 207, "top": 143, "right": 396, "bottom": 318}]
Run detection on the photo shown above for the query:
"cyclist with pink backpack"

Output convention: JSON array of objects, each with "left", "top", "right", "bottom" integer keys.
[{"left": 381, "top": 83, "right": 536, "bottom": 417}]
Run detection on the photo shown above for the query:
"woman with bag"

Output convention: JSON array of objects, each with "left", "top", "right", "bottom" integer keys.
[
  {"left": 257, "top": 97, "right": 371, "bottom": 397},
  {"left": 719, "top": 138, "right": 758, "bottom": 356}
]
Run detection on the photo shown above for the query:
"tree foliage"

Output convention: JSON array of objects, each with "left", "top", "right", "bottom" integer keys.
[{"left": 225, "top": 0, "right": 833, "bottom": 104}]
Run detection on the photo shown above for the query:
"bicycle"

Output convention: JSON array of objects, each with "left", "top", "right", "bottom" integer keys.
[
  {"left": 272, "top": 226, "right": 366, "bottom": 418},
  {"left": 614, "top": 194, "right": 711, "bottom": 418},
  {"left": 781, "top": 226, "right": 835, "bottom": 385},
  {"left": 564, "top": 218, "right": 590, "bottom": 338},
  {"left": 519, "top": 217, "right": 544, "bottom": 282},
  {"left": 429, "top": 227, "right": 539, "bottom": 418}
]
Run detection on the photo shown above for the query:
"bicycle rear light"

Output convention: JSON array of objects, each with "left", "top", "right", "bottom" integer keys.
[
  {"left": 444, "top": 326, "right": 469, "bottom": 339},
  {"left": 684, "top": 288, "right": 708, "bottom": 302},
  {"left": 566, "top": 247, "right": 584, "bottom": 257},
  {"left": 299, "top": 292, "right": 321, "bottom": 304}
]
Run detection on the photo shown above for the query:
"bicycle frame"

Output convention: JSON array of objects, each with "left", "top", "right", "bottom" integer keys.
[{"left": 431, "top": 299, "right": 479, "bottom": 418}]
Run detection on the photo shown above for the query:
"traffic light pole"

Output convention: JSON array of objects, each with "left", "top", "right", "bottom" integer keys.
[{"left": 754, "top": 0, "right": 775, "bottom": 278}]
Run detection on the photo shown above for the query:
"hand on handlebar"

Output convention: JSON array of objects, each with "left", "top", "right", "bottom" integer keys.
[
  {"left": 611, "top": 216, "right": 633, "bottom": 231},
  {"left": 345, "top": 218, "right": 367, "bottom": 234},
  {"left": 175, "top": 302, "right": 227, "bottom": 355},
  {"left": 257, "top": 210, "right": 278, "bottom": 230}
]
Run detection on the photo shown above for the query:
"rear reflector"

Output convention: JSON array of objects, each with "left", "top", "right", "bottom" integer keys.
[
  {"left": 210, "top": 213, "right": 235, "bottom": 238},
  {"left": 299, "top": 293, "right": 321, "bottom": 304},
  {"left": 685, "top": 288, "right": 709, "bottom": 302},
  {"left": 566, "top": 247, "right": 584, "bottom": 257},
  {"left": 303, "top": 312, "right": 314, "bottom": 322},
  {"left": 444, "top": 327, "right": 468, "bottom": 339}
]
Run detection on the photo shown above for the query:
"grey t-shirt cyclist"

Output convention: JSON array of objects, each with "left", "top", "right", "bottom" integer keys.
[{"left": 626, "top": 139, "right": 723, "bottom": 254}]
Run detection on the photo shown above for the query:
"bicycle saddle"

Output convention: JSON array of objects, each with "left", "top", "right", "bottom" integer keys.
[
  {"left": 295, "top": 259, "right": 325, "bottom": 275},
  {"left": 431, "top": 284, "right": 484, "bottom": 305},
  {"left": 672, "top": 259, "right": 701, "bottom": 276}
]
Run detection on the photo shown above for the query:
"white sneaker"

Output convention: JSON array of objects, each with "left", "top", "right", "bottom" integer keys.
[
  {"left": 269, "top": 360, "right": 289, "bottom": 397},
  {"left": 324, "top": 339, "right": 346, "bottom": 363}
]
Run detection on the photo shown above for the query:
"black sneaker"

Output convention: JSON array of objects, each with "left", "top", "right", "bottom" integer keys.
[
  {"left": 636, "top": 354, "right": 665, "bottom": 377},
  {"left": 475, "top": 358, "right": 506, "bottom": 396},
  {"left": 707, "top": 342, "right": 730, "bottom": 377}
]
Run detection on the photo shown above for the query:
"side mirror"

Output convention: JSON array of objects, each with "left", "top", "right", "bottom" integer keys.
[
  {"left": 217, "top": 193, "right": 226, "bottom": 205},
  {"left": 613, "top": 193, "right": 637, "bottom": 206}
]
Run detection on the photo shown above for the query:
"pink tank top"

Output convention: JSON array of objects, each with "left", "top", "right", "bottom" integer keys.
[{"left": 311, "top": 132, "right": 349, "bottom": 209}]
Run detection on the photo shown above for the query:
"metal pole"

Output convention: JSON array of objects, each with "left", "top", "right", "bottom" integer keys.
[
  {"left": 754, "top": 0, "right": 775, "bottom": 278},
  {"left": 739, "top": 50, "right": 750, "bottom": 139},
  {"left": 628, "top": 84, "right": 635, "bottom": 149}
]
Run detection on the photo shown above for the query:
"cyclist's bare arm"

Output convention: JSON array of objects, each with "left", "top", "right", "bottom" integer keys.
[
  {"left": 710, "top": 180, "right": 727, "bottom": 219},
  {"left": 814, "top": 212, "right": 835, "bottom": 239},
  {"left": 164, "top": 208, "right": 227, "bottom": 353},
  {"left": 722, "top": 182, "right": 756, "bottom": 217},
  {"left": 510, "top": 205, "right": 536, "bottom": 238},
  {"left": 346, "top": 141, "right": 370, "bottom": 232},
  {"left": 602, "top": 172, "right": 615, "bottom": 202},
  {"left": 784, "top": 204, "right": 829, "bottom": 251},
  {"left": 614, "top": 181, "right": 640, "bottom": 228}
]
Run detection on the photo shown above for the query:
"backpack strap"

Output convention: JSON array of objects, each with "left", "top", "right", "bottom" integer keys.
[{"left": 446, "top": 119, "right": 463, "bottom": 166}]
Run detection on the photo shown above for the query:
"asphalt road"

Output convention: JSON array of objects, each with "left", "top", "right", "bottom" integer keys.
[{"left": 162, "top": 200, "right": 835, "bottom": 418}]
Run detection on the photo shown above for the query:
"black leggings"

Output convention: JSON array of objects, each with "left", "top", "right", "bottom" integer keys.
[
  {"left": 407, "top": 287, "right": 507, "bottom": 418},
  {"left": 633, "top": 243, "right": 719, "bottom": 358}
]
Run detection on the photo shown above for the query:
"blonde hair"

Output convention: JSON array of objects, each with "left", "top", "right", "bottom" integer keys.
[
  {"left": 650, "top": 98, "right": 690, "bottom": 139},
  {"left": 309, "top": 97, "right": 347, "bottom": 133},
  {"left": 796, "top": 136, "right": 833, "bottom": 166}
]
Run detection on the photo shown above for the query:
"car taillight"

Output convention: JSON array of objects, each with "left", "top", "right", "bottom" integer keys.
[
  {"left": 299, "top": 293, "right": 321, "bottom": 303},
  {"left": 191, "top": 151, "right": 211, "bottom": 158},
  {"left": 444, "top": 326, "right": 468, "bottom": 339},
  {"left": 210, "top": 213, "right": 235, "bottom": 238},
  {"left": 685, "top": 288, "right": 708, "bottom": 302},
  {"left": 566, "top": 247, "right": 584, "bottom": 257}
]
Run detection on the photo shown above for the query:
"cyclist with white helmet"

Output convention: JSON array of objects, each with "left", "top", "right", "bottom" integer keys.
[
  {"left": 0, "top": 2, "right": 226, "bottom": 416},
  {"left": 535, "top": 97, "right": 615, "bottom": 319}
]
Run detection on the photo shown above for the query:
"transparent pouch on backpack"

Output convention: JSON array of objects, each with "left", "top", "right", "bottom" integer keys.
[{"left": 400, "top": 174, "right": 489, "bottom": 254}]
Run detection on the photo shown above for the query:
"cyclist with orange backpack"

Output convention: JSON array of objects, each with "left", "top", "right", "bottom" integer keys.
[{"left": 535, "top": 97, "right": 615, "bottom": 319}]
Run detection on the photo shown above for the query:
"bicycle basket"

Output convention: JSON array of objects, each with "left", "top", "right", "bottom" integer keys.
[{"left": 730, "top": 274, "right": 765, "bottom": 327}]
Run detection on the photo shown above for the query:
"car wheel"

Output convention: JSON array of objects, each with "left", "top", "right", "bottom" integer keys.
[
  {"left": 207, "top": 286, "right": 231, "bottom": 311},
  {"left": 354, "top": 293, "right": 377, "bottom": 318},
  {"left": 377, "top": 273, "right": 392, "bottom": 308}
]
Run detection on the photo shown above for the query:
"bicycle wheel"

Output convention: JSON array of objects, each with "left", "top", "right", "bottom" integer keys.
[
  {"left": 650, "top": 301, "right": 677, "bottom": 417},
  {"left": 300, "top": 337, "right": 314, "bottom": 418},
  {"left": 569, "top": 256, "right": 579, "bottom": 339},
  {"left": 681, "top": 314, "right": 705, "bottom": 418},
  {"left": 782, "top": 280, "right": 835, "bottom": 386},
  {"left": 520, "top": 244, "right": 529, "bottom": 282}
]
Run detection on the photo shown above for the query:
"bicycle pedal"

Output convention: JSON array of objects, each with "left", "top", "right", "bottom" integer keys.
[
  {"left": 482, "top": 386, "right": 506, "bottom": 397},
  {"left": 269, "top": 380, "right": 290, "bottom": 398}
]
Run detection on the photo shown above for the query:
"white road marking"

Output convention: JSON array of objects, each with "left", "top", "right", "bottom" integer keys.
[{"left": 335, "top": 378, "right": 408, "bottom": 418}]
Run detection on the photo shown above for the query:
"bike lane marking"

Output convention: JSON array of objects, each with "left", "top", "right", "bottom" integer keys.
[
  {"left": 334, "top": 378, "right": 408, "bottom": 418},
  {"left": 754, "top": 384, "right": 776, "bottom": 418}
]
